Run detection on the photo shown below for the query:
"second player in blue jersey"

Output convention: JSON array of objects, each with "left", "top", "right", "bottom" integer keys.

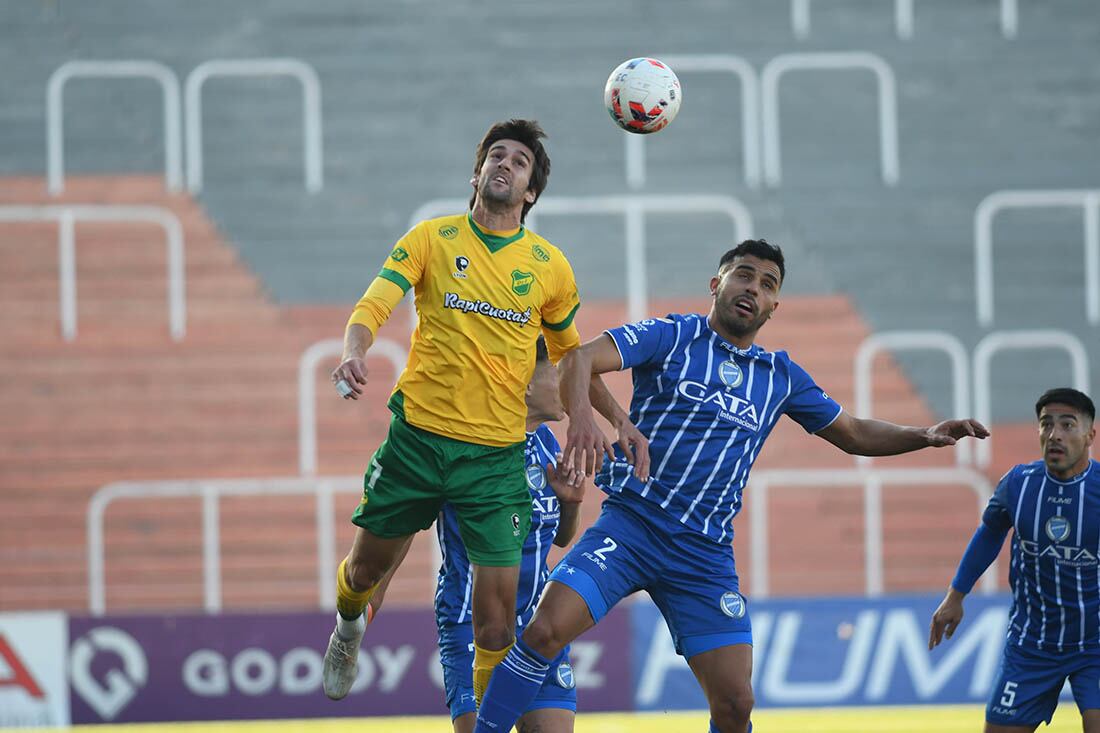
[
  {"left": 931, "top": 388, "right": 1100, "bottom": 733},
  {"left": 476, "top": 239, "right": 990, "bottom": 733},
  {"left": 435, "top": 423, "right": 580, "bottom": 731}
]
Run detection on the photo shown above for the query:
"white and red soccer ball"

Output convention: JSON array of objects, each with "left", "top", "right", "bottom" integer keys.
[{"left": 604, "top": 57, "right": 682, "bottom": 134}]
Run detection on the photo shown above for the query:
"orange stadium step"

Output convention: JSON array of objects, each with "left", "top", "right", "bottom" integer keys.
[
  {"left": 0, "top": 226, "right": 250, "bottom": 268},
  {"left": 0, "top": 322, "right": 297, "bottom": 354},
  {"left": 0, "top": 297, "right": 276, "bottom": 320},
  {"left": 0, "top": 364, "right": 303, "bottom": 394},
  {"left": 0, "top": 272, "right": 264, "bottom": 301}
]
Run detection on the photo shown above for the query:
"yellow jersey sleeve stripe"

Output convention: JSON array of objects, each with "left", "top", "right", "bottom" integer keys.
[
  {"left": 379, "top": 267, "right": 413, "bottom": 294},
  {"left": 542, "top": 302, "right": 580, "bottom": 331}
]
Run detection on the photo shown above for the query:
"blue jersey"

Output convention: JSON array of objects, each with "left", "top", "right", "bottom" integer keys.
[
  {"left": 434, "top": 424, "right": 562, "bottom": 628},
  {"left": 983, "top": 459, "right": 1100, "bottom": 653},
  {"left": 598, "top": 313, "right": 842, "bottom": 544}
]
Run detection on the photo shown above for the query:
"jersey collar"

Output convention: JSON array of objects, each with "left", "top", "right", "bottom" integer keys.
[
  {"left": 467, "top": 212, "right": 526, "bottom": 253},
  {"left": 1045, "top": 459, "right": 1095, "bottom": 485},
  {"left": 705, "top": 319, "right": 762, "bottom": 358}
]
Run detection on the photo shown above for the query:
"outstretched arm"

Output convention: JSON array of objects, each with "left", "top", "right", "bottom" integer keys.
[
  {"left": 553, "top": 500, "right": 582, "bottom": 547},
  {"left": 332, "top": 323, "right": 375, "bottom": 400},
  {"left": 589, "top": 375, "right": 650, "bottom": 481},
  {"left": 816, "top": 411, "right": 989, "bottom": 457},
  {"left": 546, "top": 456, "right": 584, "bottom": 547},
  {"left": 335, "top": 237, "right": 422, "bottom": 400},
  {"left": 559, "top": 334, "right": 626, "bottom": 476},
  {"left": 928, "top": 522, "right": 1009, "bottom": 649}
]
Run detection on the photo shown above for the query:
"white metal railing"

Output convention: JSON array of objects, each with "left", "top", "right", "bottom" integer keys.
[
  {"left": 47, "top": 61, "right": 183, "bottom": 194},
  {"left": 792, "top": 0, "right": 1017, "bottom": 39},
  {"left": 184, "top": 58, "right": 323, "bottom": 194},
  {"left": 761, "top": 52, "right": 899, "bottom": 188},
  {"left": 854, "top": 331, "right": 971, "bottom": 467},
  {"left": 974, "top": 189, "right": 1100, "bottom": 327},
  {"left": 623, "top": 55, "right": 760, "bottom": 190},
  {"left": 409, "top": 194, "right": 753, "bottom": 324},
  {"left": 1001, "top": 0, "right": 1019, "bottom": 38},
  {"left": 87, "top": 477, "right": 364, "bottom": 615},
  {"left": 792, "top": 0, "right": 915, "bottom": 40},
  {"left": 748, "top": 467, "right": 997, "bottom": 598},
  {"left": 89, "top": 465, "right": 997, "bottom": 614},
  {"left": 973, "top": 330, "right": 1090, "bottom": 469},
  {"left": 298, "top": 337, "right": 408, "bottom": 475},
  {"left": 0, "top": 205, "right": 186, "bottom": 340}
]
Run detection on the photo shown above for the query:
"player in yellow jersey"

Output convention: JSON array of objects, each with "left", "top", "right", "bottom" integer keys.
[{"left": 321, "top": 119, "right": 649, "bottom": 703}]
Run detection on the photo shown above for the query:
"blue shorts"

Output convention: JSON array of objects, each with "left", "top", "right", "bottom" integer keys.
[
  {"left": 986, "top": 643, "right": 1100, "bottom": 726},
  {"left": 437, "top": 622, "right": 576, "bottom": 720},
  {"left": 547, "top": 490, "right": 751, "bottom": 659}
]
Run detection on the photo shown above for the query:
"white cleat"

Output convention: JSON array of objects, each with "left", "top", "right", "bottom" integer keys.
[{"left": 322, "top": 613, "right": 365, "bottom": 700}]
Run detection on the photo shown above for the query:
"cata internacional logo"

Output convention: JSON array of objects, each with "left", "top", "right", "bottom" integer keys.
[{"left": 70, "top": 627, "right": 148, "bottom": 720}]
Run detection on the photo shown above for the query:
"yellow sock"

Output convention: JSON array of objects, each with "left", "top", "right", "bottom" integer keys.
[
  {"left": 472, "top": 641, "right": 513, "bottom": 705},
  {"left": 335, "top": 557, "right": 377, "bottom": 621}
]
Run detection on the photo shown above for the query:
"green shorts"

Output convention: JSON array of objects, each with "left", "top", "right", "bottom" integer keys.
[{"left": 351, "top": 407, "right": 530, "bottom": 567}]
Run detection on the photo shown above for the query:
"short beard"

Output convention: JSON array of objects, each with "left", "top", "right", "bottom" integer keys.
[
  {"left": 477, "top": 177, "right": 517, "bottom": 209},
  {"left": 715, "top": 310, "right": 764, "bottom": 339}
]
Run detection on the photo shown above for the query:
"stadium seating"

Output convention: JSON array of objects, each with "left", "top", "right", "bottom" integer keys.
[{"left": 1, "top": 0, "right": 1097, "bottom": 614}]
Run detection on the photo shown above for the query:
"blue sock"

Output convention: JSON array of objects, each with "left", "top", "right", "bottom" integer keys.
[
  {"left": 709, "top": 721, "right": 752, "bottom": 733},
  {"left": 473, "top": 638, "right": 551, "bottom": 732}
]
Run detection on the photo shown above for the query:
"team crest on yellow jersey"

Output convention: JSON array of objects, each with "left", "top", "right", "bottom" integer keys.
[{"left": 511, "top": 270, "right": 534, "bottom": 295}]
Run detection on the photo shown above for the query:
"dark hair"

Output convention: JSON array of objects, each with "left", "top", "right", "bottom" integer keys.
[
  {"left": 1035, "top": 388, "right": 1095, "bottom": 422},
  {"left": 718, "top": 239, "right": 785, "bottom": 283},
  {"left": 535, "top": 334, "right": 549, "bottom": 364},
  {"left": 468, "top": 119, "right": 551, "bottom": 223}
]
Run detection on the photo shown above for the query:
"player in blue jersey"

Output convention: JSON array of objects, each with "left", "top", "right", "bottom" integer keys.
[
  {"left": 364, "top": 336, "right": 601, "bottom": 733},
  {"left": 930, "top": 388, "right": 1099, "bottom": 733},
  {"left": 475, "top": 239, "right": 989, "bottom": 733}
]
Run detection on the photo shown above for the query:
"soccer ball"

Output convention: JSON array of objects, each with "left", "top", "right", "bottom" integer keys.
[{"left": 604, "top": 57, "right": 682, "bottom": 134}]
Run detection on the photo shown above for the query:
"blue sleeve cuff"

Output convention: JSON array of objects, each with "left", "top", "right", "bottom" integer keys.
[{"left": 951, "top": 522, "right": 1010, "bottom": 594}]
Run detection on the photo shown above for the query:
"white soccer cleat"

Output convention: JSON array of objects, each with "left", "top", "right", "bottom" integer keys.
[{"left": 322, "top": 613, "right": 365, "bottom": 700}]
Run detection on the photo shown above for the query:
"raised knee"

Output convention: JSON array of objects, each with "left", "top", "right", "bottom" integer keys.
[{"left": 521, "top": 616, "right": 566, "bottom": 659}]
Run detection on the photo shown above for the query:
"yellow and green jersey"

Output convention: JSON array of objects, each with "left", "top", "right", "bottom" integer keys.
[{"left": 349, "top": 213, "right": 581, "bottom": 446}]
